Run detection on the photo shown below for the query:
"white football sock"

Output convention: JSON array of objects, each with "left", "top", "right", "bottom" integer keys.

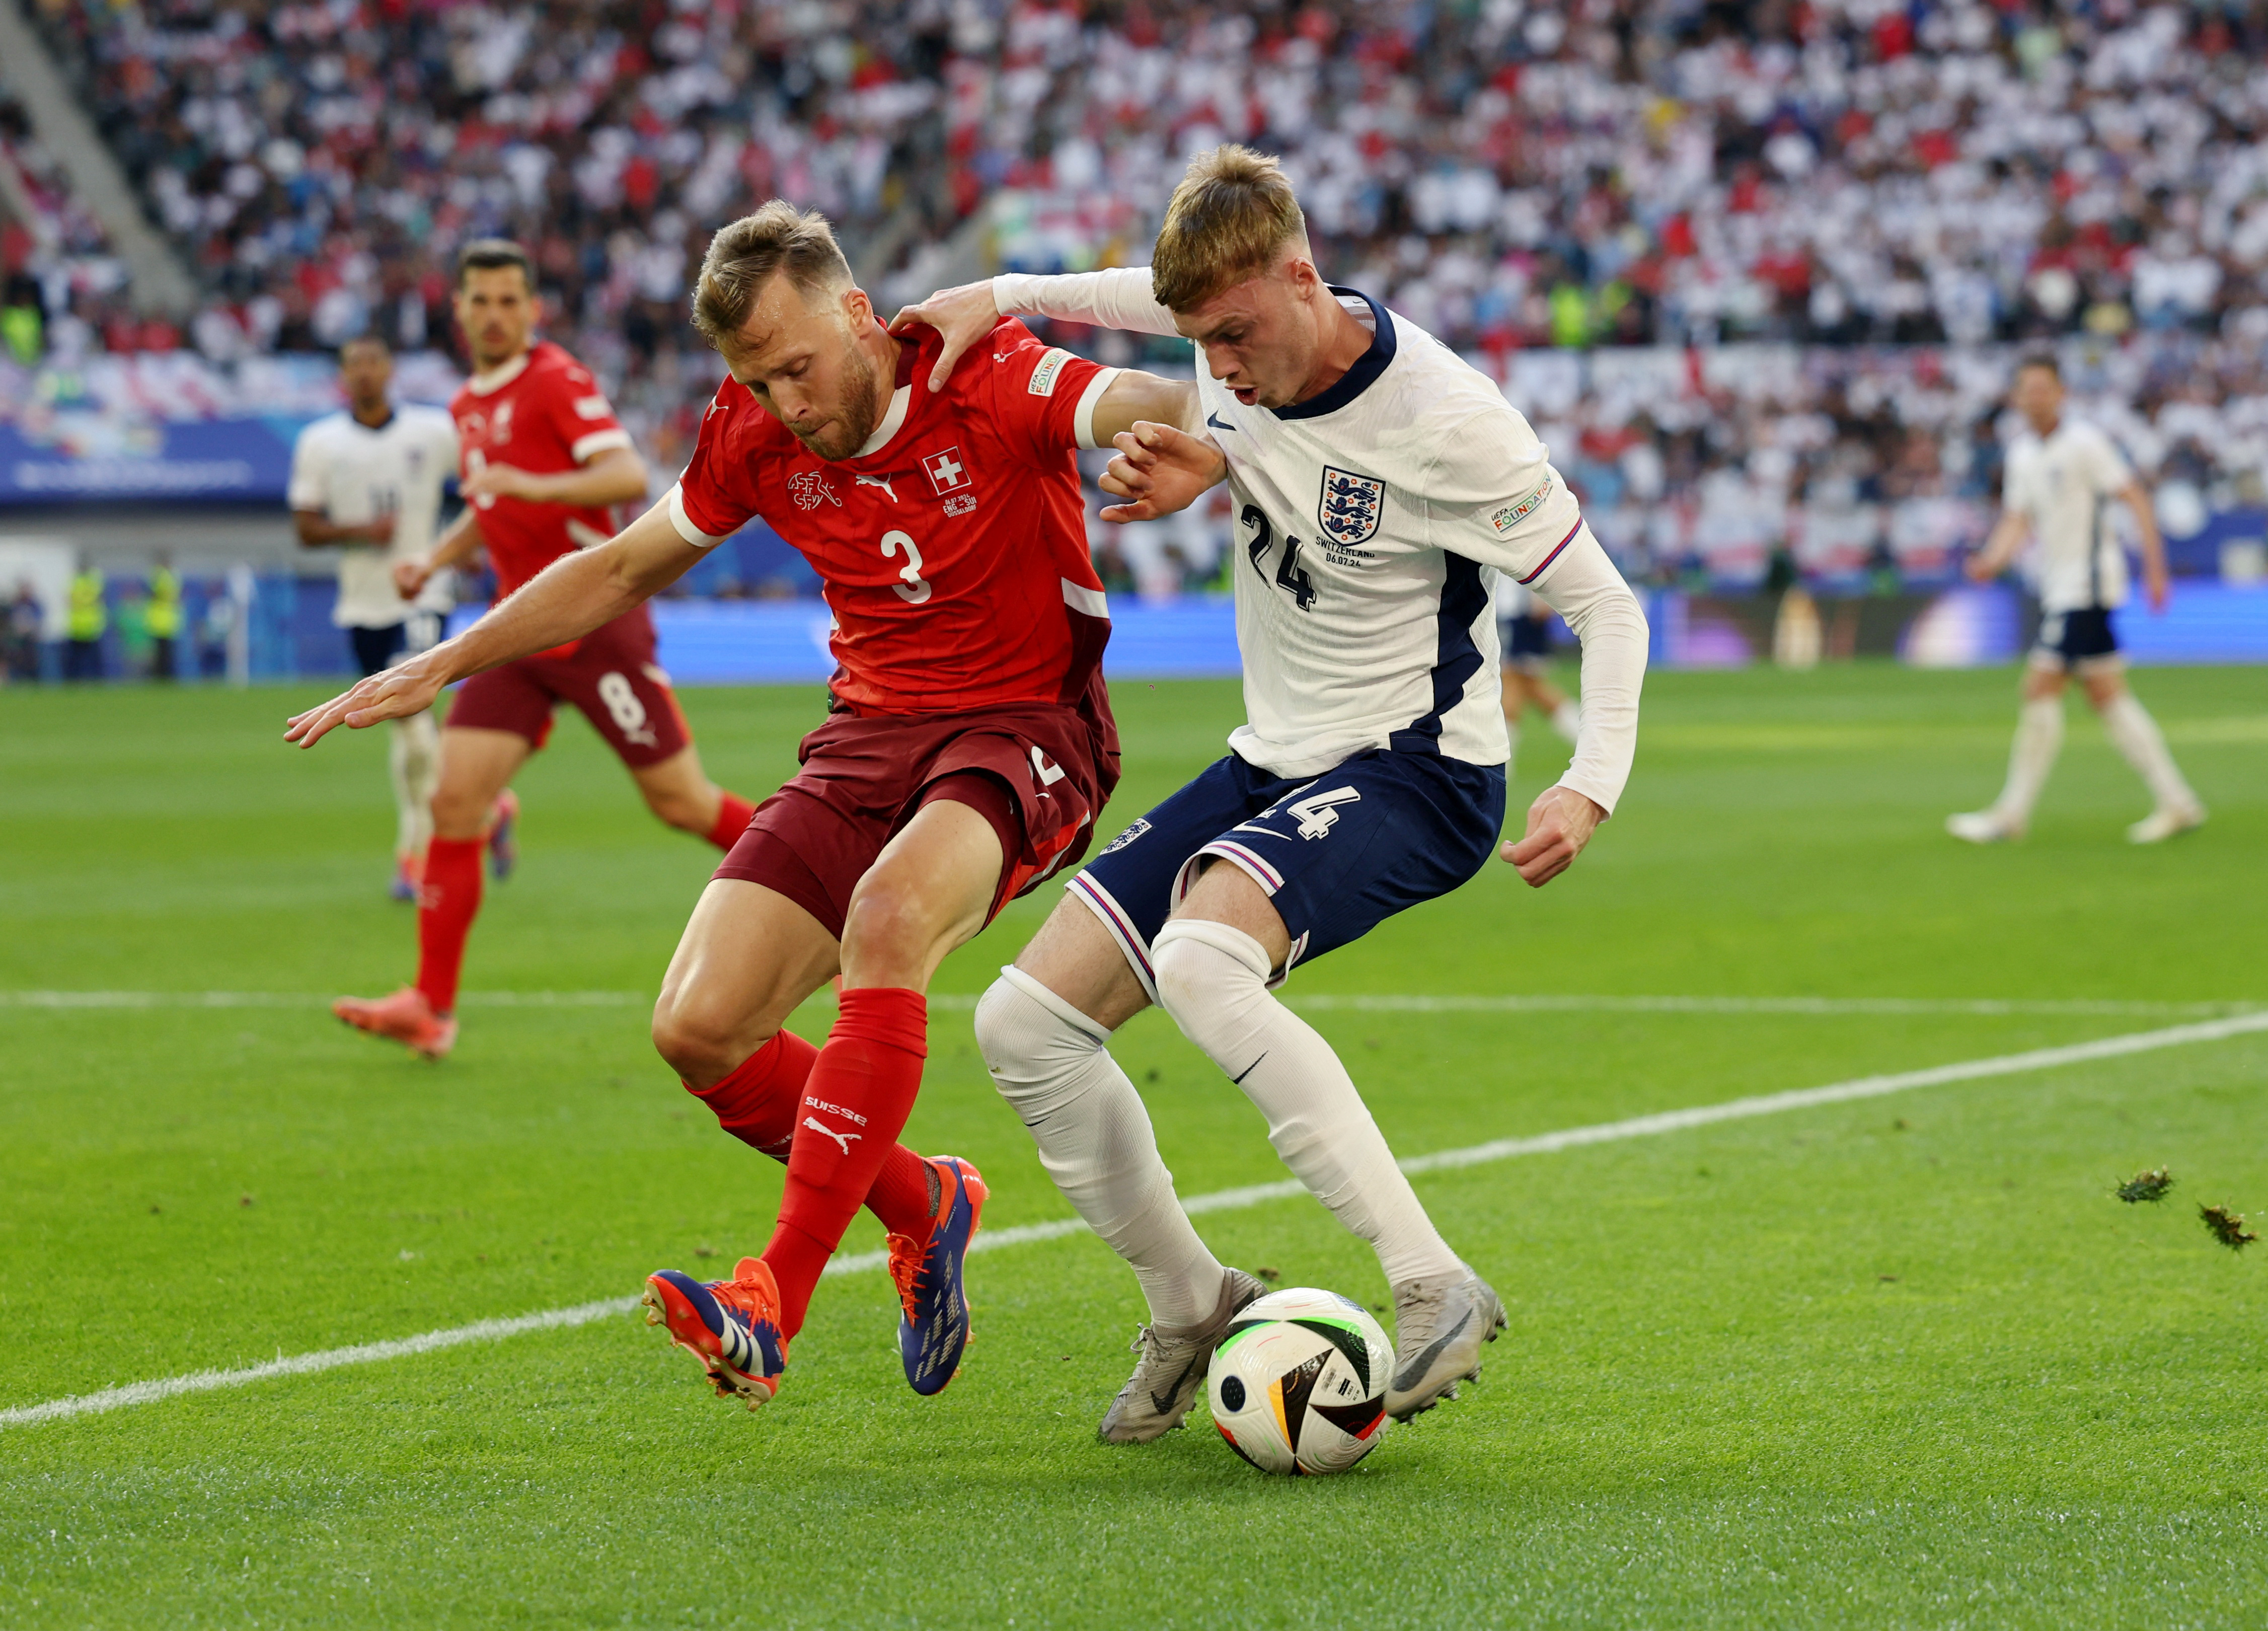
[
  {"left": 973, "top": 968, "right": 1225, "bottom": 1328},
  {"left": 1551, "top": 699, "right": 1582, "bottom": 743},
  {"left": 390, "top": 711, "right": 440, "bottom": 860},
  {"left": 1150, "top": 919, "right": 1464, "bottom": 1288},
  {"left": 1996, "top": 696, "right": 2064, "bottom": 824},
  {"left": 2100, "top": 693, "right": 2198, "bottom": 812}
]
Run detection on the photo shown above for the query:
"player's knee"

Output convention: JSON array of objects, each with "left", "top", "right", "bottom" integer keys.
[
  {"left": 428, "top": 781, "right": 491, "bottom": 839},
  {"left": 974, "top": 968, "right": 1103, "bottom": 1099},
  {"left": 650, "top": 992, "right": 742, "bottom": 1082},
  {"left": 1151, "top": 919, "right": 1272, "bottom": 1053},
  {"left": 839, "top": 877, "right": 938, "bottom": 979}
]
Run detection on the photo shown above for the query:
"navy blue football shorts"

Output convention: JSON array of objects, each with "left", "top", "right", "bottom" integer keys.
[
  {"left": 2030, "top": 606, "right": 2119, "bottom": 669},
  {"left": 1068, "top": 747, "right": 1506, "bottom": 1000}
]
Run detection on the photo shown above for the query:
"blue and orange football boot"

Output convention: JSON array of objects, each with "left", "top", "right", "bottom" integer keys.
[
  {"left": 641, "top": 1256, "right": 788, "bottom": 1411},
  {"left": 886, "top": 1156, "right": 988, "bottom": 1396},
  {"left": 485, "top": 789, "right": 519, "bottom": 881}
]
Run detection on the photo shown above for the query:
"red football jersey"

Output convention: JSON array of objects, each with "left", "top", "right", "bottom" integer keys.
[
  {"left": 667, "top": 321, "right": 1120, "bottom": 717},
  {"left": 450, "top": 340, "right": 636, "bottom": 596}
]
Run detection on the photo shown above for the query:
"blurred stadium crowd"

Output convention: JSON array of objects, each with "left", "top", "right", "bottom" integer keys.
[{"left": 5, "top": 0, "right": 2267, "bottom": 596}]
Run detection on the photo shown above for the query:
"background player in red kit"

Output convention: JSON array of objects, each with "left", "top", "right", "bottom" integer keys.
[
  {"left": 287, "top": 203, "right": 1195, "bottom": 1408},
  {"left": 332, "top": 240, "right": 759, "bottom": 1061}
]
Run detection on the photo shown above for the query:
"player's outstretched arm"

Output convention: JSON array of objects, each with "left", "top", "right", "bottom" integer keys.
[
  {"left": 285, "top": 499, "right": 700, "bottom": 748},
  {"left": 892, "top": 267, "right": 1179, "bottom": 391}
]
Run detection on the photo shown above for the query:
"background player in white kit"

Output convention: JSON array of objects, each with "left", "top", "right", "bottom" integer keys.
[
  {"left": 290, "top": 334, "right": 460, "bottom": 898},
  {"left": 1494, "top": 574, "right": 1582, "bottom": 776},
  {"left": 898, "top": 147, "right": 1647, "bottom": 1440},
  {"left": 1947, "top": 356, "right": 2204, "bottom": 846}
]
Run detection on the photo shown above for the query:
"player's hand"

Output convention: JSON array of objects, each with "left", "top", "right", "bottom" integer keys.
[
  {"left": 1099, "top": 422, "right": 1228, "bottom": 523},
  {"left": 2145, "top": 559, "right": 2170, "bottom": 613},
  {"left": 462, "top": 461, "right": 543, "bottom": 501},
  {"left": 887, "top": 281, "right": 1001, "bottom": 392},
  {"left": 1501, "top": 785, "right": 1604, "bottom": 887},
  {"left": 1963, "top": 552, "right": 2000, "bottom": 584},
  {"left": 393, "top": 555, "right": 433, "bottom": 600},
  {"left": 284, "top": 653, "right": 447, "bottom": 748}
]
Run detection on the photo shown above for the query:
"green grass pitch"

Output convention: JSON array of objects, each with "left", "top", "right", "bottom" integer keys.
[{"left": 4, "top": 664, "right": 2266, "bottom": 1627}]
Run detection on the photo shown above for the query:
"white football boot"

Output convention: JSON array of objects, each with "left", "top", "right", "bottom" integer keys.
[
  {"left": 1386, "top": 1271, "right": 1506, "bottom": 1421},
  {"left": 2127, "top": 803, "right": 2206, "bottom": 845},
  {"left": 1098, "top": 1267, "right": 1269, "bottom": 1444},
  {"left": 1945, "top": 808, "right": 2024, "bottom": 844}
]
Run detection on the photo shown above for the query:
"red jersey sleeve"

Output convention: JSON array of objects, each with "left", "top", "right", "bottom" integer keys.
[
  {"left": 544, "top": 357, "right": 635, "bottom": 465},
  {"left": 964, "top": 321, "right": 1120, "bottom": 469},
  {"left": 667, "top": 386, "right": 762, "bottom": 547}
]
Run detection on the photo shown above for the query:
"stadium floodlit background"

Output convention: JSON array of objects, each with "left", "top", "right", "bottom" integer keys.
[{"left": 4, "top": 3, "right": 2267, "bottom": 1626}]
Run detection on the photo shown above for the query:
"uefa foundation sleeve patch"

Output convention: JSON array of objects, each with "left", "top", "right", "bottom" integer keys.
[
  {"left": 1489, "top": 474, "right": 1553, "bottom": 536},
  {"left": 1027, "top": 347, "right": 1073, "bottom": 397}
]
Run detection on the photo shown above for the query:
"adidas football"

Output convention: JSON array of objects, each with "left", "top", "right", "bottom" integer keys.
[{"left": 1206, "top": 1287, "right": 1393, "bottom": 1475}]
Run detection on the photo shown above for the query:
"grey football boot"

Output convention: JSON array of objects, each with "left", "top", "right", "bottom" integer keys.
[
  {"left": 1098, "top": 1267, "right": 1270, "bottom": 1444},
  {"left": 1385, "top": 1270, "right": 1506, "bottom": 1421}
]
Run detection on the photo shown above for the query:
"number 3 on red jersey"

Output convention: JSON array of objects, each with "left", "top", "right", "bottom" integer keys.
[{"left": 879, "top": 530, "right": 932, "bottom": 604}]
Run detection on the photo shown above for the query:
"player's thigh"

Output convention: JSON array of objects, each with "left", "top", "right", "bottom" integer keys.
[
  {"left": 840, "top": 797, "right": 1006, "bottom": 990},
  {"left": 1012, "top": 891, "right": 1153, "bottom": 1030},
  {"left": 2078, "top": 659, "right": 2128, "bottom": 710},
  {"left": 2020, "top": 660, "right": 2070, "bottom": 702},
  {"left": 653, "top": 879, "right": 840, "bottom": 1073},
  {"left": 431, "top": 726, "right": 531, "bottom": 836}
]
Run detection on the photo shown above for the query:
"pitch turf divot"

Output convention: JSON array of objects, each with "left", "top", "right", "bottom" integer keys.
[{"left": 7, "top": 1008, "right": 2268, "bottom": 1430}]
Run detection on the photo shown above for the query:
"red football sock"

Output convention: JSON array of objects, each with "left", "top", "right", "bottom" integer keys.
[
  {"left": 705, "top": 792, "right": 757, "bottom": 852},
  {"left": 689, "top": 1029, "right": 817, "bottom": 1158},
  {"left": 687, "top": 1031, "right": 938, "bottom": 1237},
  {"left": 413, "top": 835, "right": 484, "bottom": 1015},
  {"left": 762, "top": 987, "right": 928, "bottom": 1337}
]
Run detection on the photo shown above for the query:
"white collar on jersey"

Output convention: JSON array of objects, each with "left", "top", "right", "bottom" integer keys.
[
  {"left": 465, "top": 351, "right": 533, "bottom": 396},
  {"left": 855, "top": 384, "right": 911, "bottom": 458}
]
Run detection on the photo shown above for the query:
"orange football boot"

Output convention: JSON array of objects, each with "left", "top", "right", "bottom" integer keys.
[
  {"left": 332, "top": 986, "right": 457, "bottom": 1060},
  {"left": 643, "top": 1257, "right": 789, "bottom": 1410}
]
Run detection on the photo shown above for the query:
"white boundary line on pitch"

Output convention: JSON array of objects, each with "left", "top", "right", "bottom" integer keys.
[
  {"left": 3, "top": 990, "right": 2257, "bottom": 1019},
  {"left": 9, "top": 1008, "right": 2267, "bottom": 1431}
]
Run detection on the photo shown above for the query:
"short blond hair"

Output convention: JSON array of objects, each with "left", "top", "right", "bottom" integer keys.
[
  {"left": 691, "top": 201, "right": 853, "bottom": 348},
  {"left": 1150, "top": 146, "right": 1308, "bottom": 312}
]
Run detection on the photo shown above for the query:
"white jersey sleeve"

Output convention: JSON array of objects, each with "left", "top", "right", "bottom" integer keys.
[
  {"left": 992, "top": 267, "right": 1180, "bottom": 337},
  {"left": 1418, "top": 403, "right": 1647, "bottom": 814},
  {"left": 2073, "top": 421, "right": 2134, "bottom": 495}
]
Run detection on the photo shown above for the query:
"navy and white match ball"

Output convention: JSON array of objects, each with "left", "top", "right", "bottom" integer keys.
[{"left": 1206, "top": 1287, "right": 1393, "bottom": 1475}]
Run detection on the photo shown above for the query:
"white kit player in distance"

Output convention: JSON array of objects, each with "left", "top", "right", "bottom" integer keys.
[
  {"left": 1948, "top": 355, "right": 2205, "bottom": 845},
  {"left": 289, "top": 334, "right": 460, "bottom": 899},
  {"left": 897, "top": 147, "right": 1648, "bottom": 1439}
]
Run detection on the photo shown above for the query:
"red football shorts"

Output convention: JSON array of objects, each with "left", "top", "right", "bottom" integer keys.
[
  {"left": 444, "top": 606, "right": 688, "bottom": 768},
  {"left": 716, "top": 702, "right": 1117, "bottom": 938}
]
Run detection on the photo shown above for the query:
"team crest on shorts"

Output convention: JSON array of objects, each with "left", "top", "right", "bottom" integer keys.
[
  {"left": 1098, "top": 818, "right": 1150, "bottom": 855},
  {"left": 1318, "top": 466, "right": 1385, "bottom": 546}
]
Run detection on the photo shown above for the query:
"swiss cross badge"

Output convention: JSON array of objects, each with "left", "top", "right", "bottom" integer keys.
[
  {"left": 1317, "top": 466, "right": 1385, "bottom": 546},
  {"left": 921, "top": 446, "right": 971, "bottom": 495}
]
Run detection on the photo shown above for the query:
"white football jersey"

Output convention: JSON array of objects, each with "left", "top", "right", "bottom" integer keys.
[
  {"left": 1190, "top": 290, "right": 1592, "bottom": 779},
  {"left": 2002, "top": 417, "right": 2135, "bottom": 614},
  {"left": 288, "top": 405, "right": 459, "bottom": 629}
]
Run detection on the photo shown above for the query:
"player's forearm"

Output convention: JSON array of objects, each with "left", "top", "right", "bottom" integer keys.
[
  {"left": 521, "top": 448, "right": 649, "bottom": 507},
  {"left": 1976, "top": 512, "right": 2026, "bottom": 574},
  {"left": 428, "top": 507, "right": 484, "bottom": 572},
  {"left": 293, "top": 511, "right": 365, "bottom": 547},
  {"left": 425, "top": 508, "right": 687, "bottom": 683},
  {"left": 2122, "top": 484, "right": 2165, "bottom": 564},
  {"left": 992, "top": 268, "right": 1181, "bottom": 337},
  {"left": 1531, "top": 530, "right": 1647, "bottom": 816}
]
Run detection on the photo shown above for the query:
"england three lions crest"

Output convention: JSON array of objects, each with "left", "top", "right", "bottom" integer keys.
[{"left": 1317, "top": 466, "right": 1385, "bottom": 546}]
